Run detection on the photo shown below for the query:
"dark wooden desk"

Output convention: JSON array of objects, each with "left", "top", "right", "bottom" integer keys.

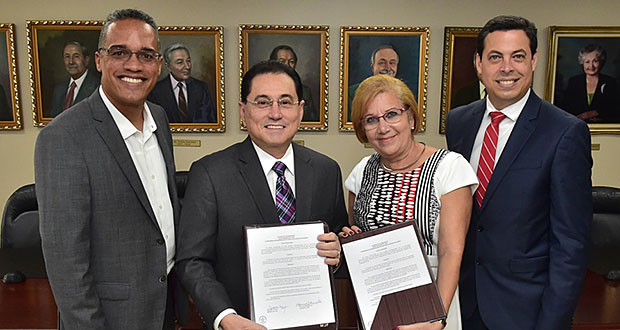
[
  {"left": 572, "top": 270, "right": 620, "bottom": 330},
  {"left": 1, "top": 270, "right": 617, "bottom": 329},
  {"left": 0, "top": 279, "right": 57, "bottom": 329}
]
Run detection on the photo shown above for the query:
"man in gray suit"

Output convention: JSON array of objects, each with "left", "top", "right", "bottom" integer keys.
[
  {"left": 35, "top": 9, "right": 177, "bottom": 330},
  {"left": 176, "top": 61, "right": 347, "bottom": 330}
]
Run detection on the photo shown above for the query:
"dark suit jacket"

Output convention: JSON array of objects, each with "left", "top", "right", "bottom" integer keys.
[
  {"left": 560, "top": 73, "right": 620, "bottom": 123},
  {"left": 35, "top": 91, "right": 178, "bottom": 330},
  {"left": 175, "top": 137, "right": 348, "bottom": 327},
  {"left": 446, "top": 91, "right": 592, "bottom": 330},
  {"left": 147, "top": 76, "right": 216, "bottom": 123},
  {"left": 50, "top": 70, "right": 100, "bottom": 118},
  {"left": 0, "top": 84, "right": 12, "bottom": 121}
]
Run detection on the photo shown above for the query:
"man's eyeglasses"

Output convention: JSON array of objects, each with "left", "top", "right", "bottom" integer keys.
[
  {"left": 98, "top": 46, "right": 161, "bottom": 64},
  {"left": 246, "top": 97, "right": 300, "bottom": 110},
  {"left": 360, "top": 107, "right": 408, "bottom": 130}
]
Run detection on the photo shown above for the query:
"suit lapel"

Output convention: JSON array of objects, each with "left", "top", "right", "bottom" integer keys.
[
  {"left": 481, "top": 92, "right": 539, "bottom": 210},
  {"left": 89, "top": 91, "right": 160, "bottom": 227},
  {"left": 292, "top": 143, "right": 313, "bottom": 223},
  {"left": 151, "top": 104, "right": 178, "bottom": 224},
  {"left": 461, "top": 100, "right": 486, "bottom": 160},
  {"left": 237, "top": 137, "right": 280, "bottom": 224},
  {"left": 162, "top": 78, "right": 181, "bottom": 122}
]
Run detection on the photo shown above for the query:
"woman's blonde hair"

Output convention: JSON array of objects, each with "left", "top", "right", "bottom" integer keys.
[{"left": 351, "top": 75, "right": 420, "bottom": 143}]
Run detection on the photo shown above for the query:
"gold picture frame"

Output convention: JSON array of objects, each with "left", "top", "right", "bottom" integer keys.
[
  {"left": 155, "top": 26, "right": 225, "bottom": 133},
  {"left": 0, "top": 23, "right": 21, "bottom": 130},
  {"left": 545, "top": 26, "right": 620, "bottom": 134},
  {"left": 239, "top": 24, "right": 329, "bottom": 131},
  {"left": 27, "top": 20, "right": 102, "bottom": 126},
  {"left": 439, "top": 27, "right": 482, "bottom": 134},
  {"left": 339, "top": 26, "right": 430, "bottom": 132}
]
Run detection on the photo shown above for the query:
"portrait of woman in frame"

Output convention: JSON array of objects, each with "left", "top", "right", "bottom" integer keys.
[
  {"left": 545, "top": 26, "right": 620, "bottom": 134},
  {"left": 0, "top": 23, "right": 21, "bottom": 130},
  {"left": 240, "top": 24, "right": 329, "bottom": 131},
  {"left": 340, "top": 26, "right": 429, "bottom": 132}
]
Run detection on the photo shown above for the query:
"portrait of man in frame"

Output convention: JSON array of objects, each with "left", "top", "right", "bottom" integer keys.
[
  {"left": 148, "top": 27, "right": 225, "bottom": 133},
  {"left": 340, "top": 27, "right": 429, "bottom": 132},
  {"left": 28, "top": 21, "right": 102, "bottom": 126}
]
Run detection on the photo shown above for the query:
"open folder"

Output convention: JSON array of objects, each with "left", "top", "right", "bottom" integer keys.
[
  {"left": 244, "top": 221, "right": 338, "bottom": 330},
  {"left": 340, "top": 221, "right": 446, "bottom": 330}
]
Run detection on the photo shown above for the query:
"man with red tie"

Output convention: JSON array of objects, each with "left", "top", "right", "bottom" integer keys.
[
  {"left": 49, "top": 41, "right": 100, "bottom": 118},
  {"left": 446, "top": 16, "right": 592, "bottom": 330}
]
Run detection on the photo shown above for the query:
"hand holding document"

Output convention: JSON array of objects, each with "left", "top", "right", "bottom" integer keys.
[
  {"left": 245, "top": 222, "right": 337, "bottom": 330},
  {"left": 341, "top": 222, "right": 446, "bottom": 330}
]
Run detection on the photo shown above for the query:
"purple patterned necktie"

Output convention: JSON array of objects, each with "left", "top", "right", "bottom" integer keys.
[{"left": 273, "top": 161, "right": 295, "bottom": 224}]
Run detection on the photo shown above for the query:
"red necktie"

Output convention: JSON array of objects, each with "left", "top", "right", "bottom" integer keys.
[
  {"left": 475, "top": 111, "right": 507, "bottom": 207},
  {"left": 63, "top": 81, "right": 77, "bottom": 110},
  {"left": 273, "top": 161, "right": 295, "bottom": 224},
  {"left": 177, "top": 82, "right": 188, "bottom": 122}
]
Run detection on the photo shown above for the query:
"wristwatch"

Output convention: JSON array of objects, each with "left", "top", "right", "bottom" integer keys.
[{"left": 430, "top": 318, "right": 447, "bottom": 328}]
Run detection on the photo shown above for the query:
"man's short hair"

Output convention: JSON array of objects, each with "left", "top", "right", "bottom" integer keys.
[
  {"left": 241, "top": 61, "right": 303, "bottom": 103},
  {"left": 370, "top": 44, "right": 398, "bottom": 64},
  {"left": 163, "top": 43, "right": 190, "bottom": 64},
  {"left": 63, "top": 41, "right": 88, "bottom": 57},
  {"left": 578, "top": 43, "right": 607, "bottom": 67},
  {"left": 269, "top": 45, "right": 298, "bottom": 63},
  {"left": 477, "top": 15, "right": 537, "bottom": 57},
  {"left": 98, "top": 8, "right": 159, "bottom": 49}
]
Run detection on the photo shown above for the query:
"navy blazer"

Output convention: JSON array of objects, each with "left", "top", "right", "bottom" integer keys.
[
  {"left": 175, "top": 137, "right": 348, "bottom": 327},
  {"left": 446, "top": 91, "right": 592, "bottom": 330},
  {"left": 147, "top": 75, "right": 216, "bottom": 123}
]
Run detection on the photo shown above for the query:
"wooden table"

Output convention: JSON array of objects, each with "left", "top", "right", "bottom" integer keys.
[
  {"left": 1, "top": 270, "right": 617, "bottom": 329},
  {"left": 572, "top": 270, "right": 620, "bottom": 330},
  {"left": 0, "top": 279, "right": 57, "bottom": 329}
]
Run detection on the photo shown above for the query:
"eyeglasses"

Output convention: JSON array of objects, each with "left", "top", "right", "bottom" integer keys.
[
  {"left": 246, "top": 97, "right": 300, "bottom": 110},
  {"left": 98, "top": 46, "right": 161, "bottom": 64},
  {"left": 360, "top": 107, "right": 408, "bottom": 130}
]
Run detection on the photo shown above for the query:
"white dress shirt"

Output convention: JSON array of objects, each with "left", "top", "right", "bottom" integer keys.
[
  {"left": 99, "top": 86, "right": 176, "bottom": 274},
  {"left": 470, "top": 89, "right": 530, "bottom": 172}
]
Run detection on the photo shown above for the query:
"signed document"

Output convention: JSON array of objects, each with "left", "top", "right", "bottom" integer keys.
[
  {"left": 341, "top": 222, "right": 444, "bottom": 330},
  {"left": 245, "top": 222, "right": 336, "bottom": 330}
]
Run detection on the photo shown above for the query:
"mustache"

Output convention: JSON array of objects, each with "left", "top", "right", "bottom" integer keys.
[{"left": 379, "top": 69, "right": 395, "bottom": 75}]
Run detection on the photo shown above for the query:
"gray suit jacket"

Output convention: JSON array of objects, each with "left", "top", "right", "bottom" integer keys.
[
  {"left": 175, "top": 137, "right": 348, "bottom": 327},
  {"left": 35, "top": 90, "right": 178, "bottom": 330}
]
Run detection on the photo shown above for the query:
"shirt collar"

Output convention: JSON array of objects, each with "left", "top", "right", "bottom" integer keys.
[
  {"left": 251, "top": 141, "right": 295, "bottom": 177},
  {"left": 485, "top": 88, "right": 530, "bottom": 122},
  {"left": 169, "top": 74, "right": 185, "bottom": 89},
  {"left": 71, "top": 69, "right": 88, "bottom": 87},
  {"left": 99, "top": 85, "right": 157, "bottom": 140}
]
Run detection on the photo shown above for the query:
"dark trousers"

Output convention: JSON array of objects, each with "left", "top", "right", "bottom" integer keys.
[{"left": 462, "top": 306, "right": 491, "bottom": 330}]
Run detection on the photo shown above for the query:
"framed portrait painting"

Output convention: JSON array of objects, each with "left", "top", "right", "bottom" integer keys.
[
  {"left": 545, "top": 26, "right": 620, "bottom": 134},
  {"left": 340, "top": 26, "right": 429, "bottom": 132},
  {"left": 153, "top": 26, "right": 225, "bottom": 133},
  {"left": 0, "top": 23, "right": 21, "bottom": 130},
  {"left": 439, "top": 27, "right": 482, "bottom": 134},
  {"left": 27, "top": 20, "right": 102, "bottom": 126},
  {"left": 239, "top": 24, "right": 329, "bottom": 131}
]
